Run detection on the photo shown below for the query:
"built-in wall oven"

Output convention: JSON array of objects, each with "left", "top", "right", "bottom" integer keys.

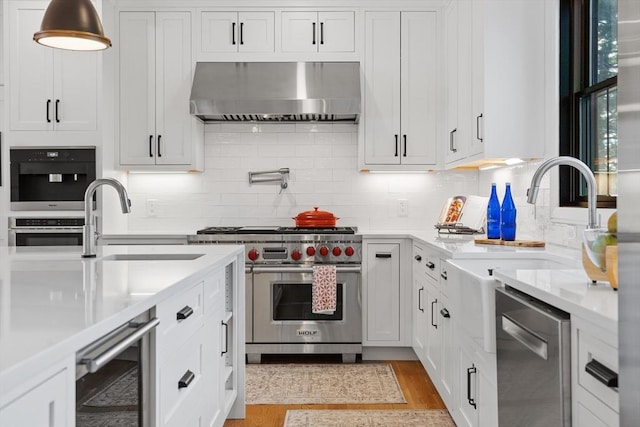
[
  {"left": 8, "top": 217, "right": 84, "bottom": 246},
  {"left": 76, "top": 311, "right": 159, "bottom": 427},
  {"left": 10, "top": 146, "right": 96, "bottom": 211},
  {"left": 189, "top": 226, "right": 362, "bottom": 363}
]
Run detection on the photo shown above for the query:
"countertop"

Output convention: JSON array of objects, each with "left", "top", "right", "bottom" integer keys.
[{"left": 0, "top": 244, "right": 244, "bottom": 394}]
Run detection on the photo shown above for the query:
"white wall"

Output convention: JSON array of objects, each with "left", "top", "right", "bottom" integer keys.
[{"left": 124, "top": 123, "right": 479, "bottom": 233}]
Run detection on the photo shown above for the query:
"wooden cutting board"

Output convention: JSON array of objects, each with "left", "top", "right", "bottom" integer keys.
[{"left": 474, "top": 238, "right": 546, "bottom": 247}]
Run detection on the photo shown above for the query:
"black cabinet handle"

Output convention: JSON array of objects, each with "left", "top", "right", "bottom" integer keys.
[
  {"left": 46, "top": 99, "right": 51, "bottom": 123},
  {"left": 240, "top": 22, "right": 244, "bottom": 45},
  {"left": 414, "top": 254, "right": 422, "bottom": 262},
  {"left": 449, "top": 128, "right": 457, "bottom": 153},
  {"left": 320, "top": 22, "right": 324, "bottom": 44},
  {"left": 149, "top": 135, "right": 153, "bottom": 157},
  {"left": 176, "top": 306, "right": 193, "bottom": 321},
  {"left": 403, "top": 135, "right": 407, "bottom": 157},
  {"left": 426, "top": 261, "right": 435, "bottom": 270},
  {"left": 467, "top": 365, "right": 477, "bottom": 408},
  {"left": 232, "top": 22, "right": 236, "bottom": 45},
  {"left": 476, "top": 114, "right": 483, "bottom": 142},
  {"left": 375, "top": 253, "right": 392, "bottom": 258},
  {"left": 441, "top": 271, "right": 448, "bottom": 281},
  {"left": 221, "top": 321, "right": 229, "bottom": 356},
  {"left": 55, "top": 99, "right": 60, "bottom": 123},
  {"left": 178, "top": 370, "right": 195, "bottom": 389},
  {"left": 157, "top": 135, "right": 162, "bottom": 157},
  {"left": 418, "top": 287, "right": 424, "bottom": 312},
  {"left": 312, "top": 22, "right": 316, "bottom": 45},
  {"left": 430, "top": 299, "right": 438, "bottom": 328},
  {"left": 440, "top": 308, "right": 450, "bottom": 318},
  {"left": 394, "top": 134, "right": 399, "bottom": 157},
  {"left": 585, "top": 359, "right": 618, "bottom": 387}
]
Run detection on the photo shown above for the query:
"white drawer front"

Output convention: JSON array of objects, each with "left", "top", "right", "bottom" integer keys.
[
  {"left": 577, "top": 328, "right": 619, "bottom": 412},
  {"left": 157, "top": 282, "right": 203, "bottom": 350}
]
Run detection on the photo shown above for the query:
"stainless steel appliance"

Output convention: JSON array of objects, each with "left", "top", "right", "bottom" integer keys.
[
  {"left": 189, "top": 226, "right": 362, "bottom": 363},
  {"left": 190, "top": 62, "right": 361, "bottom": 123},
  {"left": 495, "top": 285, "right": 571, "bottom": 426},
  {"left": 76, "top": 311, "right": 158, "bottom": 427},
  {"left": 617, "top": 0, "right": 640, "bottom": 422},
  {"left": 10, "top": 146, "right": 96, "bottom": 210},
  {"left": 8, "top": 217, "right": 84, "bottom": 246}
]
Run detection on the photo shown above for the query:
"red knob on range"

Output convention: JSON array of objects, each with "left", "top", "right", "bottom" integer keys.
[
  {"left": 291, "top": 250, "right": 302, "bottom": 261},
  {"left": 248, "top": 249, "right": 259, "bottom": 261},
  {"left": 319, "top": 246, "right": 329, "bottom": 257},
  {"left": 306, "top": 246, "right": 316, "bottom": 256},
  {"left": 345, "top": 246, "right": 355, "bottom": 257},
  {"left": 332, "top": 247, "right": 342, "bottom": 256}
]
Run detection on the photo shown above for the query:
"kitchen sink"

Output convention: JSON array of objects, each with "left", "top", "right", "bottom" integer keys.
[
  {"left": 446, "top": 256, "right": 578, "bottom": 353},
  {"left": 101, "top": 253, "right": 205, "bottom": 261}
]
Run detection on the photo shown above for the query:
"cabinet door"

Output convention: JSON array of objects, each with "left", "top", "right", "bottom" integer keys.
[
  {"left": 439, "top": 292, "right": 455, "bottom": 408},
  {"left": 281, "top": 11, "right": 318, "bottom": 52},
  {"left": 424, "top": 280, "right": 442, "bottom": 376},
  {"left": 53, "top": 50, "right": 98, "bottom": 131},
  {"left": 469, "top": 0, "right": 485, "bottom": 157},
  {"left": 200, "top": 11, "right": 238, "bottom": 53},
  {"left": 364, "top": 12, "right": 401, "bottom": 165},
  {"left": 0, "top": 369, "right": 68, "bottom": 427},
  {"left": 119, "top": 11, "right": 156, "bottom": 165},
  {"left": 412, "top": 273, "right": 429, "bottom": 363},
  {"left": 400, "top": 11, "right": 438, "bottom": 166},
  {"left": 155, "top": 12, "right": 192, "bottom": 165},
  {"left": 318, "top": 11, "right": 355, "bottom": 53},
  {"left": 456, "top": 345, "right": 479, "bottom": 427},
  {"left": 238, "top": 12, "right": 274, "bottom": 53},
  {"left": 9, "top": 4, "right": 53, "bottom": 131},
  {"left": 202, "top": 312, "right": 224, "bottom": 427},
  {"left": 365, "top": 242, "right": 400, "bottom": 342}
]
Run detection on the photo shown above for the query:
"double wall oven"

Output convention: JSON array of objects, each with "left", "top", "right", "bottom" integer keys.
[{"left": 189, "top": 227, "right": 362, "bottom": 363}]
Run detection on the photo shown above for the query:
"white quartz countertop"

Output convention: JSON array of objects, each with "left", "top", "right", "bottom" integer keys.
[
  {"left": 0, "top": 244, "right": 243, "bottom": 393},
  {"left": 493, "top": 268, "right": 618, "bottom": 333}
]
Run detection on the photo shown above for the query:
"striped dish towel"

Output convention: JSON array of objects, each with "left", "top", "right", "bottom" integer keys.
[{"left": 312, "top": 265, "right": 337, "bottom": 315}]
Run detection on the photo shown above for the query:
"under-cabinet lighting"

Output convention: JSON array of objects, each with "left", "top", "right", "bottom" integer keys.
[
  {"left": 505, "top": 158, "right": 524, "bottom": 165},
  {"left": 479, "top": 165, "right": 500, "bottom": 171}
]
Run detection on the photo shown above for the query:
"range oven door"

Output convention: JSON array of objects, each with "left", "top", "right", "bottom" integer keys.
[{"left": 252, "top": 266, "right": 362, "bottom": 345}]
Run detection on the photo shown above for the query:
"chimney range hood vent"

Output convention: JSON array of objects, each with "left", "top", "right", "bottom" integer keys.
[{"left": 189, "top": 62, "right": 361, "bottom": 123}]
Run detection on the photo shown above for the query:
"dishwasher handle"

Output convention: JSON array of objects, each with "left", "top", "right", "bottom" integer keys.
[
  {"left": 80, "top": 317, "right": 160, "bottom": 373},
  {"left": 501, "top": 313, "right": 548, "bottom": 360}
]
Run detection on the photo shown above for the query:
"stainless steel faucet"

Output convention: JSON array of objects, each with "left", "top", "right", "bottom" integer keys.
[
  {"left": 82, "top": 178, "right": 131, "bottom": 257},
  {"left": 526, "top": 156, "right": 599, "bottom": 229}
]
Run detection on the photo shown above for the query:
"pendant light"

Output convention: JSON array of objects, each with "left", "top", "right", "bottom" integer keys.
[{"left": 33, "top": 0, "right": 111, "bottom": 51}]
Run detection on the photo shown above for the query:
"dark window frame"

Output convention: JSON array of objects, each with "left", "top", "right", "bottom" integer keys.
[{"left": 559, "top": 0, "right": 617, "bottom": 209}]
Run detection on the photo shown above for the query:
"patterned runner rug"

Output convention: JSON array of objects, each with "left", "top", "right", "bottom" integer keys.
[
  {"left": 283, "top": 409, "right": 456, "bottom": 427},
  {"left": 245, "top": 363, "right": 406, "bottom": 404}
]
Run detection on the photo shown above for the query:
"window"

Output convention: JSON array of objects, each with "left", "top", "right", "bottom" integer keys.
[{"left": 559, "top": 0, "right": 617, "bottom": 209}]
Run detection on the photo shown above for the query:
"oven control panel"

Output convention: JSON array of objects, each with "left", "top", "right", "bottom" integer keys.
[{"left": 244, "top": 242, "right": 362, "bottom": 264}]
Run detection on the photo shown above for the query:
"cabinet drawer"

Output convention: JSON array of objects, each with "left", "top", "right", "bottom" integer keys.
[
  {"left": 438, "top": 259, "right": 449, "bottom": 293},
  {"left": 159, "top": 327, "right": 204, "bottom": 426},
  {"left": 577, "top": 328, "right": 618, "bottom": 412},
  {"left": 156, "top": 282, "right": 203, "bottom": 350},
  {"left": 424, "top": 252, "right": 440, "bottom": 281},
  {"left": 575, "top": 385, "right": 619, "bottom": 427}
]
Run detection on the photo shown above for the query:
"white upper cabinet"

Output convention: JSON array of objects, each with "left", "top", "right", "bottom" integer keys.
[
  {"left": 444, "top": 0, "right": 547, "bottom": 167},
  {"left": 118, "top": 11, "right": 203, "bottom": 170},
  {"left": 281, "top": 11, "right": 354, "bottom": 53},
  {"left": 362, "top": 11, "right": 438, "bottom": 170},
  {"left": 199, "top": 11, "right": 274, "bottom": 54},
  {"left": 8, "top": 1, "right": 98, "bottom": 132}
]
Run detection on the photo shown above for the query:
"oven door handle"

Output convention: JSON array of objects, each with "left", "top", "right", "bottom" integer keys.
[
  {"left": 251, "top": 266, "right": 361, "bottom": 274},
  {"left": 79, "top": 317, "right": 160, "bottom": 373}
]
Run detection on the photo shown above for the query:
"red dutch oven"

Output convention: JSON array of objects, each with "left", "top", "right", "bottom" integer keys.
[{"left": 293, "top": 207, "right": 339, "bottom": 228}]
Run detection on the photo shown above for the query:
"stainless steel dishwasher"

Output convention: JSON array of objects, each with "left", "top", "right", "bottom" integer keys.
[{"left": 495, "top": 286, "right": 571, "bottom": 426}]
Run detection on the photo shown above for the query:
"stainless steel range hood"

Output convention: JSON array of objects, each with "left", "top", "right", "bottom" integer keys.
[{"left": 189, "top": 62, "right": 361, "bottom": 123}]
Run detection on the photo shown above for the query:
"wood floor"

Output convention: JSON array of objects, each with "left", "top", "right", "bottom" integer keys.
[{"left": 224, "top": 358, "right": 447, "bottom": 427}]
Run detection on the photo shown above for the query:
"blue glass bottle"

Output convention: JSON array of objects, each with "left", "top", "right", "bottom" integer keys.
[
  {"left": 486, "top": 183, "right": 501, "bottom": 239},
  {"left": 500, "top": 183, "right": 517, "bottom": 241}
]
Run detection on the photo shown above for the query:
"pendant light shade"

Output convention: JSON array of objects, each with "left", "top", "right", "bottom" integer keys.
[{"left": 33, "top": 0, "right": 111, "bottom": 51}]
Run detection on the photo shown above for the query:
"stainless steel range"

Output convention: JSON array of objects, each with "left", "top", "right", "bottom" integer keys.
[{"left": 188, "top": 226, "right": 362, "bottom": 363}]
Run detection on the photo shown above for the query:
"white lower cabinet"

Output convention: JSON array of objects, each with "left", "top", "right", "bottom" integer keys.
[
  {"left": 363, "top": 239, "right": 411, "bottom": 346},
  {"left": 412, "top": 244, "right": 429, "bottom": 363},
  {"left": 572, "top": 317, "right": 619, "bottom": 427},
  {"left": 0, "top": 362, "right": 73, "bottom": 427}
]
